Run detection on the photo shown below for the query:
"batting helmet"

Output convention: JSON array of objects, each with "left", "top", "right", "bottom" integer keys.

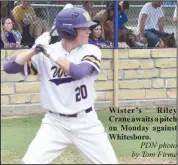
[{"left": 55, "top": 7, "right": 97, "bottom": 40}]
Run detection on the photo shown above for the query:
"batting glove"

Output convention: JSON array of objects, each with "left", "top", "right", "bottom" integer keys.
[
  {"left": 32, "top": 32, "right": 61, "bottom": 62},
  {"left": 32, "top": 32, "right": 51, "bottom": 56}
]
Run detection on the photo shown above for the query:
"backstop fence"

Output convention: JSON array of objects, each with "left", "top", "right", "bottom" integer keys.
[
  {"left": 1, "top": 1, "right": 177, "bottom": 49},
  {"left": 31, "top": 1, "right": 177, "bottom": 36}
]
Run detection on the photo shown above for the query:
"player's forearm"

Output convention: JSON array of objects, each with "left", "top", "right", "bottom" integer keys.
[
  {"left": 55, "top": 57, "right": 71, "bottom": 73},
  {"left": 55, "top": 58, "right": 93, "bottom": 80},
  {"left": 15, "top": 49, "right": 37, "bottom": 65}
]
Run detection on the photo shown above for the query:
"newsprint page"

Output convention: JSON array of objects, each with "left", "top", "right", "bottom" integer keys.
[{"left": 1, "top": 0, "right": 177, "bottom": 164}]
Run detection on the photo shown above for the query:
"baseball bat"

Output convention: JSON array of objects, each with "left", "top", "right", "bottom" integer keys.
[
  {"left": 49, "top": 23, "right": 56, "bottom": 36},
  {"left": 48, "top": 3, "right": 73, "bottom": 36},
  {"left": 36, "top": 4, "right": 73, "bottom": 55},
  {"left": 35, "top": 22, "right": 56, "bottom": 56}
]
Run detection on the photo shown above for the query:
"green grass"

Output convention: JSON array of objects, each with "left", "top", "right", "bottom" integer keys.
[
  {"left": 1, "top": 110, "right": 176, "bottom": 164},
  {"left": 100, "top": 110, "right": 176, "bottom": 158}
]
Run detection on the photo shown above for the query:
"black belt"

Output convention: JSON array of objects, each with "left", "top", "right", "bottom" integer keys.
[{"left": 48, "top": 107, "right": 92, "bottom": 117}]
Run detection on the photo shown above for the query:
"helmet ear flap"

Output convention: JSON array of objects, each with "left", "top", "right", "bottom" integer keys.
[{"left": 57, "top": 25, "right": 77, "bottom": 40}]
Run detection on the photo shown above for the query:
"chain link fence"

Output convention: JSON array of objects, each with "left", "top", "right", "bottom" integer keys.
[
  {"left": 126, "top": 3, "right": 177, "bottom": 37},
  {"left": 31, "top": 1, "right": 177, "bottom": 35},
  {"left": 31, "top": 1, "right": 107, "bottom": 35},
  {"left": 1, "top": 1, "right": 177, "bottom": 49}
]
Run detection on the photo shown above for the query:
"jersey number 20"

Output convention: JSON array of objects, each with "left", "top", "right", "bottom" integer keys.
[{"left": 75, "top": 85, "right": 87, "bottom": 102}]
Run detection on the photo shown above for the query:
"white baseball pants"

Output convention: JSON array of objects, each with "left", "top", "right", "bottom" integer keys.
[{"left": 21, "top": 109, "right": 119, "bottom": 164}]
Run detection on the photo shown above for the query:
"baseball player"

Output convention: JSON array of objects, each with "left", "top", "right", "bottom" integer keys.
[{"left": 3, "top": 4, "right": 119, "bottom": 164}]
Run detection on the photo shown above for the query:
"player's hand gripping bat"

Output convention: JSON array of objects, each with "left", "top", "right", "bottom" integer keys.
[{"left": 35, "top": 24, "right": 56, "bottom": 57}]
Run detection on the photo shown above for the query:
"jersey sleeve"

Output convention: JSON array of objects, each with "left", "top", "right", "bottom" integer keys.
[
  {"left": 141, "top": 3, "right": 150, "bottom": 15},
  {"left": 81, "top": 45, "right": 101, "bottom": 75}
]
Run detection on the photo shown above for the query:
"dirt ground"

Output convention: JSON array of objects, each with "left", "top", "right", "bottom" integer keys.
[
  {"left": 1, "top": 115, "right": 27, "bottom": 120},
  {"left": 121, "top": 157, "right": 176, "bottom": 164}
]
